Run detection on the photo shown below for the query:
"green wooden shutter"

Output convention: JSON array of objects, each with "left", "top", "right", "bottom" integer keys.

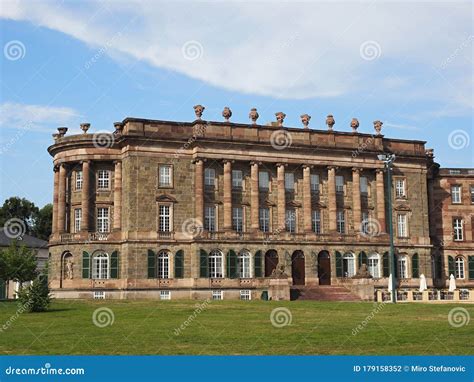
[
  {"left": 254, "top": 250, "right": 262, "bottom": 277},
  {"left": 110, "top": 251, "right": 119, "bottom": 279},
  {"left": 394, "top": 255, "right": 399, "bottom": 278},
  {"left": 358, "top": 252, "right": 368, "bottom": 267},
  {"left": 383, "top": 252, "right": 389, "bottom": 277},
  {"left": 175, "top": 250, "right": 184, "bottom": 278},
  {"left": 82, "top": 251, "right": 90, "bottom": 279},
  {"left": 411, "top": 254, "right": 419, "bottom": 278},
  {"left": 468, "top": 256, "right": 474, "bottom": 280},
  {"left": 448, "top": 256, "right": 455, "bottom": 277},
  {"left": 199, "top": 249, "right": 209, "bottom": 278},
  {"left": 226, "top": 250, "right": 237, "bottom": 279},
  {"left": 147, "top": 250, "right": 156, "bottom": 278},
  {"left": 335, "top": 251, "right": 342, "bottom": 277}
]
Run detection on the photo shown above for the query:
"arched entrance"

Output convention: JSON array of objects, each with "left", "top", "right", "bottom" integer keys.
[
  {"left": 264, "top": 250, "right": 278, "bottom": 277},
  {"left": 318, "top": 251, "right": 331, "bottom": 285},
  {"left": 291, "top": 250, "right": 305, "bottom": 285}
]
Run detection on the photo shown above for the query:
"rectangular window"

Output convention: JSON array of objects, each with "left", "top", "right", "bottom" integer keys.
[
  {"left": 97, "top": 207, "right": 109, "bottom": 233},
  {"left": 97, "top": 170, "right": 110, "bottom": 190},
  {"left": 360, "top": 176, "right": 368, "bottom": 195},
  {"left": 471, "top": 186, "right": 474, "bottom": 204},
  {"left": 395, "top": 178, "right": 406, "bottom": 198},
  {"left": 336, "top": 210, "right": 345, "bottom": 234},
  {"left": 453, "top": 218, "right": 464, "bottom": 241},
  {"left": 93, "top": 291, "right": 105, "bottom": 300},
  {"left": 240, "top": 290, "right": 251, "bottom": 300},
  {"left": 312, "top": 210, "right": 321, "bottom": 234},
  {"left": 455, "top": 258, "right": 465, "bottom": 279},
  {"left": 361, "top": 211, "right": 369, "bottom": 234},
  {"left": 232, "top": 170, "right": 243, "bottom": 189},
  {"left": 232, "top": 207, "right": 243, "bottom": 232},
  {"left": 160, "top": 290, "right": 171, "bottom": 300},
  {"left": 451, "top": 185, "right": 461, "bottom": 204},
  {"left": 204, "top": 168, "right": 215, "bottom": 187},
  {"left": 159, "top": 205, "right": 171, "bottom": 232},
  {"left": 159, "top": 165, "right": 172, "bottom": 187},
  {"left": 212, "top": 290, "right": 223, "bottom": 300},
  {"left": 336, "top": 176, "right": 344, "bottom": 193},
  {"left": 285, "top": 173, "right": 294, "bottom": 191},
  {"left": 259, "top": 208, "right": 270, "bottom": 232},
  {"left": 398, "top": 257, "right": 408, "bottom": 279},
  {"left": 310, "top": 174, "right": 320, "bottom": 193},
  {"left": 285, "top": 209, "right": 296, "bottom": 233},
  {"left": 204, "top": 205, "right": 216, "bottom": 232},
  {"left": 397, "top": 214, "right": 407, "bottom": 238},
  {"left": 74, "top": 208, "right": 82, "bottom": 233},
  {"left": 75, "top": 170, "right": 83, "bottom": 191},
  {"left": 259, "top": 171, "right": 269, "bottom": 190}
]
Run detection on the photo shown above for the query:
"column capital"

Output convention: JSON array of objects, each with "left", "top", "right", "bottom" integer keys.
[
  {"left": 327, "top": 165, "right": 338, "bottom": 171},
  {"left": 191, "top": 158, "right": 205, "bottom": 164},
  {"left": 80, "top": 160, "right": 91, "bottom": 165},
  {"left": 375, "top": 168, "right": 385, "bottom": 175},
  {"left": 276, "top": 162, "right": 287, "bottom": 168},
  {"left": 53, "top": 165, "right": 60, "bottom": 172},
  {"left": 302, "top": 164, "right": 313, "bottom": 170},
  {"left": 352, "top": 167, "right": 362, "bottom": 173},
  {"left": 250, "top": 160, "right": 261, "bottom": 166},
  {"left": 223, "top": 159, "right": 234, "bottom": 165},
  {"left": 113, "top": 160, "right": 122, "bottom": 165}
]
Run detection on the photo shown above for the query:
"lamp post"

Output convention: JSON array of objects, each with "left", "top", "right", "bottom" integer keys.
[{"left": 378, "top": 153, "right": 397, "bottom": 303}]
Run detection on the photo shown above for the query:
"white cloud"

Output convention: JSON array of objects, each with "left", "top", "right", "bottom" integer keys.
[
  {"left": 0, "top": 102, "right": 81, "bottom": 132},
  {"left": 1, "top": 0, "right": 472, "bottom": 110}
]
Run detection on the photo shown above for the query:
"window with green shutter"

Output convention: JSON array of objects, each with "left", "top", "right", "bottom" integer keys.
[
  {"left": 175, "top": 250, "right": 184, "bottom": 278},
  {"left": 358, "top": 251, "right": 368, "bottom": 268},
  {"left": 226, "top": 250, "right": 237, "bottom": 279},
  {"left": 199, "top": 249, "right": 209, "bottom": 278},
  {"left": 254, "top": 250, "right": 262, "bottom": 277},
  {"left": 110, "top": 251, "right": 119, "bottom": 279},
  {"left": 382, "top": 252, "right": 389, "bottom": 277},
  {"left": 411, "top": 253, "right": 419, "bottom": 278},
  {"left": 147, "top": 249, "right": 156, "bottom": 278},
  {"left": 468, "top": 256, "right": 474, "bottom": 280},
  {"left": 82, "top": 251, "right": 90, "bottom": 279},
  {"left": 448, "top": 256, "right": 455, "bottom": 277},
  {"left": 335, "top": 251, "right": 342, "bottom": 277}
]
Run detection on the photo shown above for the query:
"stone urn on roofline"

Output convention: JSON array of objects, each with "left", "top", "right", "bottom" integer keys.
[
  {"left": 275, "top": 112, "right": 286, "bottom": 127},
  {"left": 373, "top": 120, "right": 383, "bottom": 135},
  {"left": 193, "top": 104, "right": 205, "bottom": 120},
  {"left": 249, "top": 108, "right": 259, "bottom": 125},
  {"left": 350, "top": 118, "right": 359, "bottom": 133},
  {"left": 222, "top": 106, "right": 232, "bottom": 122},
  {"left": 326, "top": 114, "right": 335, "bottom": 131},
  {"left": 300, "top": 114, "right": 311, "bottom": 129}
]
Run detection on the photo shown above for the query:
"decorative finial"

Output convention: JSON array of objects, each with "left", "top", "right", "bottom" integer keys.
[
  {"left": 275, "top": 112, "right": 286, "bottom": 127},
  {"left": 300, "top": 114, "right": 311, "bottom": 129},
  {"left": 222, "top": 106, "right": 232, "bottom": 122},
  {"left": 326, "top": 115, "right": 335, "bottom": 131},
  {"left": 425, "top": 148, "right": 434, "bottom": 158},
  {"left": 249, "top": 108, "right": 259, "bottom": 125},
  {"left": 57, "top": 127, "right": 68, "bottom": 137},
  {"left": 52, "top": 133, "right": 59, "bottom": 142},
  {"left": 350, "top": 118, "right": 359, "bottom": 133},
  {"left": 80, "top": 123, "right": 90, "bottom": 134},
  {"left": 373, "top": 120, "right": 383, "bottom": 135},
  {"left": 114, "top": 122, "right": 124, "bottom": 132},
  {"left": 193, "top": 104, "right": 205, "bottom": 120}
]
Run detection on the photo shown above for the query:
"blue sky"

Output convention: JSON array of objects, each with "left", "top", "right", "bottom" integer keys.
[{"left": 0, "top": 0, "right": 473, "bottom": 207}]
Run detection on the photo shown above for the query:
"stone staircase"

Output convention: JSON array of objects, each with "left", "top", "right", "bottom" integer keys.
[{"left": 290, "top": 285, "right": 363, "bottom": 301}]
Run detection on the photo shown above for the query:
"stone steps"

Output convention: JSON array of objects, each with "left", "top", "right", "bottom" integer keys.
[{"left": 290, "top": 285, "right": 363, "bottom": 301}]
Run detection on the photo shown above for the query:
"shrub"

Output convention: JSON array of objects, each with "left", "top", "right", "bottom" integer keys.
[{"left": 17, "top": 276, "right": 51, "bottom": 312}]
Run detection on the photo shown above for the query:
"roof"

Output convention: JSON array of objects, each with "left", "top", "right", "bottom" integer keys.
[{"left": 0, "top": 228, "right": 48, "bottom": 249}]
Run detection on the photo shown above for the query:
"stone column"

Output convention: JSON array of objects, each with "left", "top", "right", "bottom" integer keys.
[
  {"left": 376, "top": 169, "right": 386, "bottom": 232},
  {"left": 194, "top": 159, "right": 204, "bottom": 226},
  {"left": 327, "top": 166, "right": 337, "bottom": 231},
  {"left": 352, "top": 168, "right": 361, "bottom": 233},
  {"left": 250, "top": 161, "right": 259, "bottom": 231},
  {"left": 81, "top": 161, "right": 91, "bottom": 232},
  {"left": 303, "top": 165, "right": 312, "bottom": 232},
  {"left": 223, "top": 160, "right": 232, "bottom": 231},
  {"left": 57, "top": 163, "right": 67, "bottom": 233},
  {"left": 52, "top": 165, "right": 59, "bottom": 234},
  {"left": 113, "top": 161, "right": 122, "bottom": 231},
  {"left": 277, "top": 164, "right": 286, "bottom": 231}
]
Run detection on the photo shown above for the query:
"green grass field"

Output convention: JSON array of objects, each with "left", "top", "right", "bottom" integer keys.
[{"left": 0, "top": 299, "right": 472, "bottom": 355}]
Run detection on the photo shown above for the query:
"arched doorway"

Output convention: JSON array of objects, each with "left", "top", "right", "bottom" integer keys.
[
  {"left": 291, "top": 251, "right": 305, "bottom": 285},
  {"left": 318, "top": 251, "right": 331, "bottom": 285},
  {"left": 264, "top": 250, "right": 278, "bottom": 277}
]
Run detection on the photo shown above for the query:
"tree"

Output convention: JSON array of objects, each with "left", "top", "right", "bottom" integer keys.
[
  {"left": 34, "top": 204, "right": 53, "bottom": 241},
  {"left": 17, "top": 275, "right": 51, "bottom": 312},
  {"left": 0, "top": 197, "right": 39, "bottom": 235}
]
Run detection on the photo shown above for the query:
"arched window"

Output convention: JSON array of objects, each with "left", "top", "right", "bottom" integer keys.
[
  {"left": 455, "top": 257, "right": 465, "bottom": 279},
  {"left": 92, "top": 251, "right": 109, "bottom": 279},
  {"left": 239, "top": 250, "right": 251, "bottom": 278},
  {"left": 158, "top": 250, "right": 170, "bottom": 279},
  {"left": 398, "top": 255, "right": 408, "bottom": 279},
  {"left": 343, "top": 253, "right": 356, "bottom": 277},
  {"left": 209, "top": 250, "right": 224, "bottom": 278},
  {"left": 368, "top": 253, "right": 380, "bottom": 278}
]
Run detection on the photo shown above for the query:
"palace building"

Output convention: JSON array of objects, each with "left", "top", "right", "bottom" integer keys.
[{"left": 47, "top": 107, "right": 474, "bottom": 300}]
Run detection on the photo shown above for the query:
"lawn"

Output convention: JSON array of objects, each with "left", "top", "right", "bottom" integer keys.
[{"left": 0, "top": 299, "right": 472, "bottom": 355}]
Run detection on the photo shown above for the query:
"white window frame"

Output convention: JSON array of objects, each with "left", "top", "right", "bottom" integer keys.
[
  {"left": 232, "top": 170, "right": 243, "bottom": 189},
  {"left": 75, "top": 170, "right": 83, "bottom": 191},
  {"left": 93, "top": 291, "right": 106, "bottom": 299},
  {"left": 397, "top": 214, "right": 408, "bottom": 238},
  {"left": 92, "top": 252, "right": 109, "bottom": 280},
  {"left": 310, "top": 174, "right": 320, "bottom": 193},
  {"left": 395, "top": 178, "right": 406, "bottom": 198},
  {"left": 360, "top": 176, "right": 368, "bottom": 195},
  {"left": 368, "top": 253, "right": 380, "bottom": 278},
  {"left": 240, "top": 290, "right": 251, "bottom": 300},
  {"left": 398, "top": 255, "right": 408, "bottom": 279},
  {"left": 212, "top": 290, "right": 223, "bottom": 300},
  {"left": 285, "top": 172, "right": 295, "bottom": 191},
  {"left": 204, "top": 168, "right": 215, "bottom": 187},
  {"left": 336, "top": 175, "right": 344, "bottom": 193},
  {"left": 285, "top": 208, "right": 296, "bottom": 233},
  {"left": 204, "top": 205, "right": 217, "bottom": 232},
  {"left": 97, "top": 170, "right": 110, "bottom": 190},
  {"left": 158, "top": 204, "right": 172, "bottom": 232},
  {"left": 451, "top": 185, "right": 462, "bottom": 204},
  {"left": 232, "top": 207, "right": 243, "bottom": 232},
  {"left": 97, "top": 207, "right": 110, "bottom": 233},
  {"left": 312, "top": 210, "right": 321, "bottom": 234},
  {"left": 453, "top": 218, "right": 464, "bottom": 241},
  {"left": 259, "top": 171, "right": 269, "bottom": 190},
  {"left": 74, "top": 208, "right": 82, "bottom": 233},
  {"left": 159, "top": 165, "right": 172, "bottom": 187},
  {"left": 238, "top": 251, "right": 252, "bottom": 278},
  {"left": 209, "top": 250, "right": 224, "bottom": 278},
  {"left": 336, "top": 210, "right": 345, "bottom": 234},
  {"left": 361, "top": 211, "right": 369, "bottom": 235},
  {"left": 455, "top": 257, "right": 465, "bottom": 279},
  {"left": 343, "top": 253, "right": 356, "bottom": 277},
  {"left": 157, "top": 251, "right": 170, "bottom": 279},
  {"left": 259, "top": 208, "right": 270, "bottom": 232},
  {"left": 160, "top": 290, "right": 171, "bottom": 300}
]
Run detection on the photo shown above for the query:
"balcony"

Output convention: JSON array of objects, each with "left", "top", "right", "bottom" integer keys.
[
  {"left": 158, "top": 231, "right": 174, "bottom": 240},
  {"left": 88, "top": 232, "right": 109, "bottom": 241}
]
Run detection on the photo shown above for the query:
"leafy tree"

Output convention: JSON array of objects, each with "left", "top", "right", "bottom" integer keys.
[
  {"left": 33, "top": 204, "right": 53, "bottom": 241},
  {"left": 17, "top": 275, "right": 51, "bottom": 312},
  {"left": 0, "top": 197, "right": 39, "bottom": 235}
]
